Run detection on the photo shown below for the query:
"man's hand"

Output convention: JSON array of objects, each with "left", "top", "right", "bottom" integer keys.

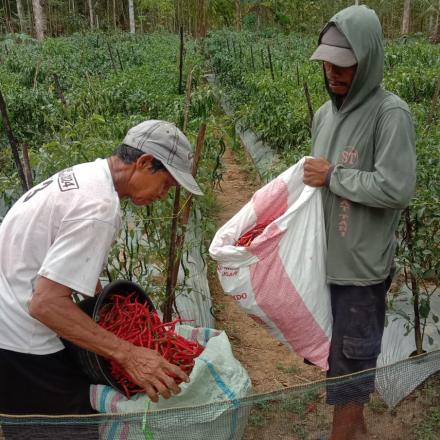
[
  {"left": 29, "top": 276, "right": 189, "bottom": 403},
  {"left": 119, "top": 344, "right": 189, "bottom": 403},
  {"left": 303, "top": 157, "right": 332, "bottom": 187}
]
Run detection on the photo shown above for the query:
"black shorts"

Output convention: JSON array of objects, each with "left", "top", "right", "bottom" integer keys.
[
  {"left": 0, "top": 348, "right": 98, "bottom": 439},
  {"left": 0, "top": 348, "right": 95, "bottom": 415},
  {"left": 326, "top": 276, "right": 391, "bottom": 405}
]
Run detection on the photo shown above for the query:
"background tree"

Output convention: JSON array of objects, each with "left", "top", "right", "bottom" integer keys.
[
  {"left": 129, "top": 0, "right": 135, "bottom": 33},
  {"left": 32, "top": 0, "right": 46, "bottom": 40},
  {"left": 402, "top": 0, "right": 412, "bottom": 35},
  {"left": 432, "top": 0, "right": 440, "bottom": 42},
  {"left": 235, "top": 0, "right": 241, "bottom": 30},
  {"left": 87, "top": 0, "right": 94, "bottom": 30},
  {"left": 0, "top": 0, "right": 439, "bottom": 42},
  {"left": 16, "top": 0, "right": 26, "bottom": 32}
]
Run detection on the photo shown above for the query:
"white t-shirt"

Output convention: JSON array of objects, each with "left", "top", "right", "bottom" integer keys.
[{"left": 0, "top": 159, "right": 121, "bottom": 354}]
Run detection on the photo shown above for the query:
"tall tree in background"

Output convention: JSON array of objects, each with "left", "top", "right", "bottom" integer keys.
[
  {"left": 16, "top": 0, "right": 26, "bottom": 32},
  {"left": 113, "top": 0, "right": 117, "bottom": 29},
  {"left": 196, "top": 0, "right": 207, "bottom": 37},
  {"left": 402, "top": 0, "right": 411, "bottom": 35},
  {"left": 87, "top": 0, "right": 94, "bottom": 29},
  {"left": 128, "top": 0, "right": 135, "bottom": 33},
  {"left": 433, "top": 0, "right": 440, "bottom": 42},
  {"left": 235, "top": 0, "right": 241, "bottom": 30},
  {"left": 32, "top": 0, "right": 46, "bottom": 40}
]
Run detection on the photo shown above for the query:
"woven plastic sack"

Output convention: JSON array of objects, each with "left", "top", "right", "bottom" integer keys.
[
  {"left": 209, "top": 157, "right": 332, "bottom": 370},
  {"left": 91, "top": 325, "right": 252, "bottom": 440}
]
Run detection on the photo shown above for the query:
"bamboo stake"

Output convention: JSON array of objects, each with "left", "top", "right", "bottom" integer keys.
[
  {"left": 178, "top": 26, "right": 184, "bottom": 94},
  {"left": 116, "top": 47, "right": 124, "bottom": 71},
  {"left": 53, "top": 74, "right": 66, "bottom": 105},
  {"left": 182, "top": 68, "right": 193, "bottom": 133},
  {"left": 427, "top": 77, "right": 440, "bottom": 126},
  {"left": 296, "top": 63, "right": 300, "bottom": 87},
  {"left": 33, "top": 59, "right": 42, "bottom": 89},
  {"left": 22, "top": 143, "right": 34, "bottom": 188},
  {"left": 164, "top": 68, "right": 194, "bottom": 322},
  {"left": 0, "top": 89, "right": 28, "bottom": 193},
  {"left": 267, "top": 45, "right": 275, "bottom": 80},
  {"left": 250, "top": 45, "right": 255, "bottom": 71},
  {"left": 163, "top": 187, "right": 181, "bottom": 322},
  {"left": 303, "top": 82, "right": 314, "bottom": 127},
  {"left": 106, "top": 40, "right": 117, "bottom": 72},
  {"left": 163, "top": 123, "right": 206, "bottom": 322}
]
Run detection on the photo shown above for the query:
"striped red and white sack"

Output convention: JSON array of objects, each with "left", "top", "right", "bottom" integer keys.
[{"left": 209, "top": 157, "right": 332, "bottom": 370}]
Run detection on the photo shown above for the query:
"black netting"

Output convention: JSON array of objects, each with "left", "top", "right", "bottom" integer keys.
[{"left": 1, "top": 350, "right": 439, "bottom": 440}]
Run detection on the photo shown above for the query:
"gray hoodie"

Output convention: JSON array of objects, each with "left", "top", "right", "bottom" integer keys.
[{"left": 311, "top": 6, "right": 416, "bottom": 285}]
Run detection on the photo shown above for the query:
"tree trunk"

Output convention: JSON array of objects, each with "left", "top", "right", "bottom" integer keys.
[
  {"left": 235, "top": 0, "right": 241, "bottom": 31},
  {"left": 113, "top": 0, "right": 116, "bottom": 29},
  {"left": 0, "top": 89, "right": 29, "bottom": 193},
  {"left": 32, "top": 0, "right": 46, "bottom": 40},
  {"left": 404, "top": 209, "right": 424, "bottom": 355},
  {"left": 27, "top": 0, "right": 34, "bottom": 31},
  {"left": 2, "top": 0, "right": 12, "bottom": 32},
  {"left": 432, "top": 0, "right": 440, "bottom": 43},
  {"left": 196, "top": 0, "right": 206, "bottom": 38},
  {"left": 128, "top": 0, "right": 135, "bottom": 33},
  {"left": 47, "top": 0, "right": 51, "bottom": 36},
  {"left": 16, "top": 0, "right": 26, "bottom": 32},
  {"left": 401, "top": 0, "right": 411, "bottom": 36},
  {"left": 87, "top": 0, "right": 94, "bottom": 30}
]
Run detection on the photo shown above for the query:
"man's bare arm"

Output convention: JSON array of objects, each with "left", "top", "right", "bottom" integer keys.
[{"left": 29, "top": 276, "right": 188, "bottom": 402}]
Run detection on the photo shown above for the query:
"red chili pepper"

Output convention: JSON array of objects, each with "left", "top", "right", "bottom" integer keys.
[
  {"left": 98, "top": 292, "right": 204, "bottom": 398},
  {"left": 234, "top": 220, "right": 274, "bottom": 247}
]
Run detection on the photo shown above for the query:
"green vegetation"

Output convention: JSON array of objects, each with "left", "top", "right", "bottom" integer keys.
[
  {"left": 412, "top": 374, "right": 440, "bottom": 439},
  {"left": 0, "top": 32, "right": 222, "bottom": 305}
]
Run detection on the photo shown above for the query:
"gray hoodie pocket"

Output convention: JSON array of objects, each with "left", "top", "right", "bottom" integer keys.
[{"left": 342, "top": 336, "right": 381, "bottom": 360}]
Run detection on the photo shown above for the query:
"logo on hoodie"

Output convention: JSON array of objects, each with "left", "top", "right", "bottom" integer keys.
[{"left": 340, "top": 147, "right": 359, "bottom": 167}]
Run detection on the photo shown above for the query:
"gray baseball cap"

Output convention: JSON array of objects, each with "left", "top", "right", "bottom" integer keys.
[
  {"left": 310, "top": 25, "right": 357, "bottom": 67},
  {"left": 122, "top": 120, "right": 203, "bottom": 196}
]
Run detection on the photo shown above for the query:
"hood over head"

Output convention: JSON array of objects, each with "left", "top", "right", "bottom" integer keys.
[{"left": 315, "top": 5, "right": 384, "bottom": 113}]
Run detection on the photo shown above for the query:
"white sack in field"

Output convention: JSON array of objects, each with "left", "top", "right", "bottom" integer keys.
[{"left": 209, "top": 157, "right": 332, "bottom": 370}]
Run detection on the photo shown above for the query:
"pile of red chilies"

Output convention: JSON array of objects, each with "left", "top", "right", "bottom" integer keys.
[
  {"left": 235, "top": 221, "right": 271, "bottom": 247},
  {"left": 98, "top": 293, "right": 204, "bottom": 398}
]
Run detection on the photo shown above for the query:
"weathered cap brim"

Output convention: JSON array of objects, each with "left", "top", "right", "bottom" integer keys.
[
  {"left": 165, "top": 165, "right": 204, "bottom": 196},
  {"left": 310, "top": 44, "right": 357, "bottom": 67}
]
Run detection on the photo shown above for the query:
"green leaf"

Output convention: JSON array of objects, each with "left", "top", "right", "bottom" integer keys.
[
  {"left": 422, "top": 269, "right": 435, "bottom": 280},
  {"left": 419, "top": 298, "right": 430, "bottom": 319}
]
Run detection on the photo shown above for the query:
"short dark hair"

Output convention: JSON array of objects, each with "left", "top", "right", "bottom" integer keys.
[{"left": 113, "top": 144, "right": 166, "bottom": 173}]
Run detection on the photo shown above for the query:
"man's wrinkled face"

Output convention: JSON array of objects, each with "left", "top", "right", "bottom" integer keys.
[
  {"left": 323, "top": 62, "right": 357, "bottom": 96},
  {"left": 128, "top": 155, "right": 177, "bottom": 206}
]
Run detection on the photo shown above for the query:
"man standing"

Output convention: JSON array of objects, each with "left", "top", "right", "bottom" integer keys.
[
  {"left": 304, "top": 6, "right": 416, "bottom": 440},
  {"left": 0, "top": 120, "right": 203, "bottom": 420}
]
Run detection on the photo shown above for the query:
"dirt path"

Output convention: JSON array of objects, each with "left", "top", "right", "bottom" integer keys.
[{"left": 208, "top": 147, "right": 324, "bottom": 394}]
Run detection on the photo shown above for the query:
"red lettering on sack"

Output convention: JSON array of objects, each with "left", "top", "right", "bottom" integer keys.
[
  {"left": 232, "top": 292, "right": 248, "bottom": 301},
  {"left": 218, "top": 265, "right": 239, "bottom": 277}
]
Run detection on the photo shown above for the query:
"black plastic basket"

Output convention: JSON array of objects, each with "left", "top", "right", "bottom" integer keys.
[{"left": 62, "top": 279, "right": 155, "bottom": 393}]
